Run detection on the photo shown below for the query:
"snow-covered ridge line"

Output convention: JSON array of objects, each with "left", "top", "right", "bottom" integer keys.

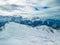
[
  {"left": 0, "top": 15, "right": 60, "bottom": 30},
  {"left": 0, "top": 22, "right": 60, "bottom": 45}
]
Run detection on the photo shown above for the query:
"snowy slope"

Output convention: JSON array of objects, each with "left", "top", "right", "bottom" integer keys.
[{"left": 0, "top": 22, "right": 60, "bottom": 45}]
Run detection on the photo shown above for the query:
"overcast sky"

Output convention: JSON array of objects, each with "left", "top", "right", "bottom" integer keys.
[{"left": 0, "top": 0, "right": 60, "bottom": 18}]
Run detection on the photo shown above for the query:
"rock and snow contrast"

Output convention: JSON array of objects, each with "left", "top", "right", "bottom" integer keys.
[{"left": 0, "top": 0, "right": 60, "bottom": 45}]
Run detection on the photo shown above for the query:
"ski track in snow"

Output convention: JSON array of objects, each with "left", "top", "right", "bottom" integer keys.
[{"left": 0, "top": 22, "right": 60, "bottom": 45}]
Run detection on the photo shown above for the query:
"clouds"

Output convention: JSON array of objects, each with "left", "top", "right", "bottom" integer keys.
[
  {"left": 0, "top": 4, "right": 22, "bottom": 11},
  {"left": 0, "top": 0, "right": 60, "bottom": 18}
]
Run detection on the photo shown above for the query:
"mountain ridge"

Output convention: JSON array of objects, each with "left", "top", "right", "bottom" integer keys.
[{"left": 0, "top": 15, "right": 60, "bottom": 30}]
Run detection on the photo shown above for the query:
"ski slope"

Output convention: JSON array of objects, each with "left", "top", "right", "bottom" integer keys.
[{"left": 0, "top": 22, "right": 60, "bottom": 45}]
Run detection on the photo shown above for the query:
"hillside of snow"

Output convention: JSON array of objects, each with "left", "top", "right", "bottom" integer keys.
[{"left": 0, "top": 22, "right": 60, "bottom": 45}]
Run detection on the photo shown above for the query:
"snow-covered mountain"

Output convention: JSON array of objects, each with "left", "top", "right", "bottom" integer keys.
[
  {"left": 0, "top": 0, "right": 60, "bottom": 45},
  {"left": 0, "top": 16, "right": 60, "bottom": 30},
  {"left": 0, "top": 22, "right": 60, "bottom": 45}
]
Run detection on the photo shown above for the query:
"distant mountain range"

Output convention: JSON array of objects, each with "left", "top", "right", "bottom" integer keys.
[{"left": 0, "top": 15, "right": 60, "bottom": 30}]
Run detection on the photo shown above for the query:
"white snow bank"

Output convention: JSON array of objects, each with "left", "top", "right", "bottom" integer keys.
[{"left": 0, "top": 22, "right": 60, "bottom": 45}]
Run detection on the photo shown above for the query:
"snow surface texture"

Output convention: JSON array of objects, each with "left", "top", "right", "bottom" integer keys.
[{"left": 0, "top": 22, "right": 60, "bottom": 45}]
